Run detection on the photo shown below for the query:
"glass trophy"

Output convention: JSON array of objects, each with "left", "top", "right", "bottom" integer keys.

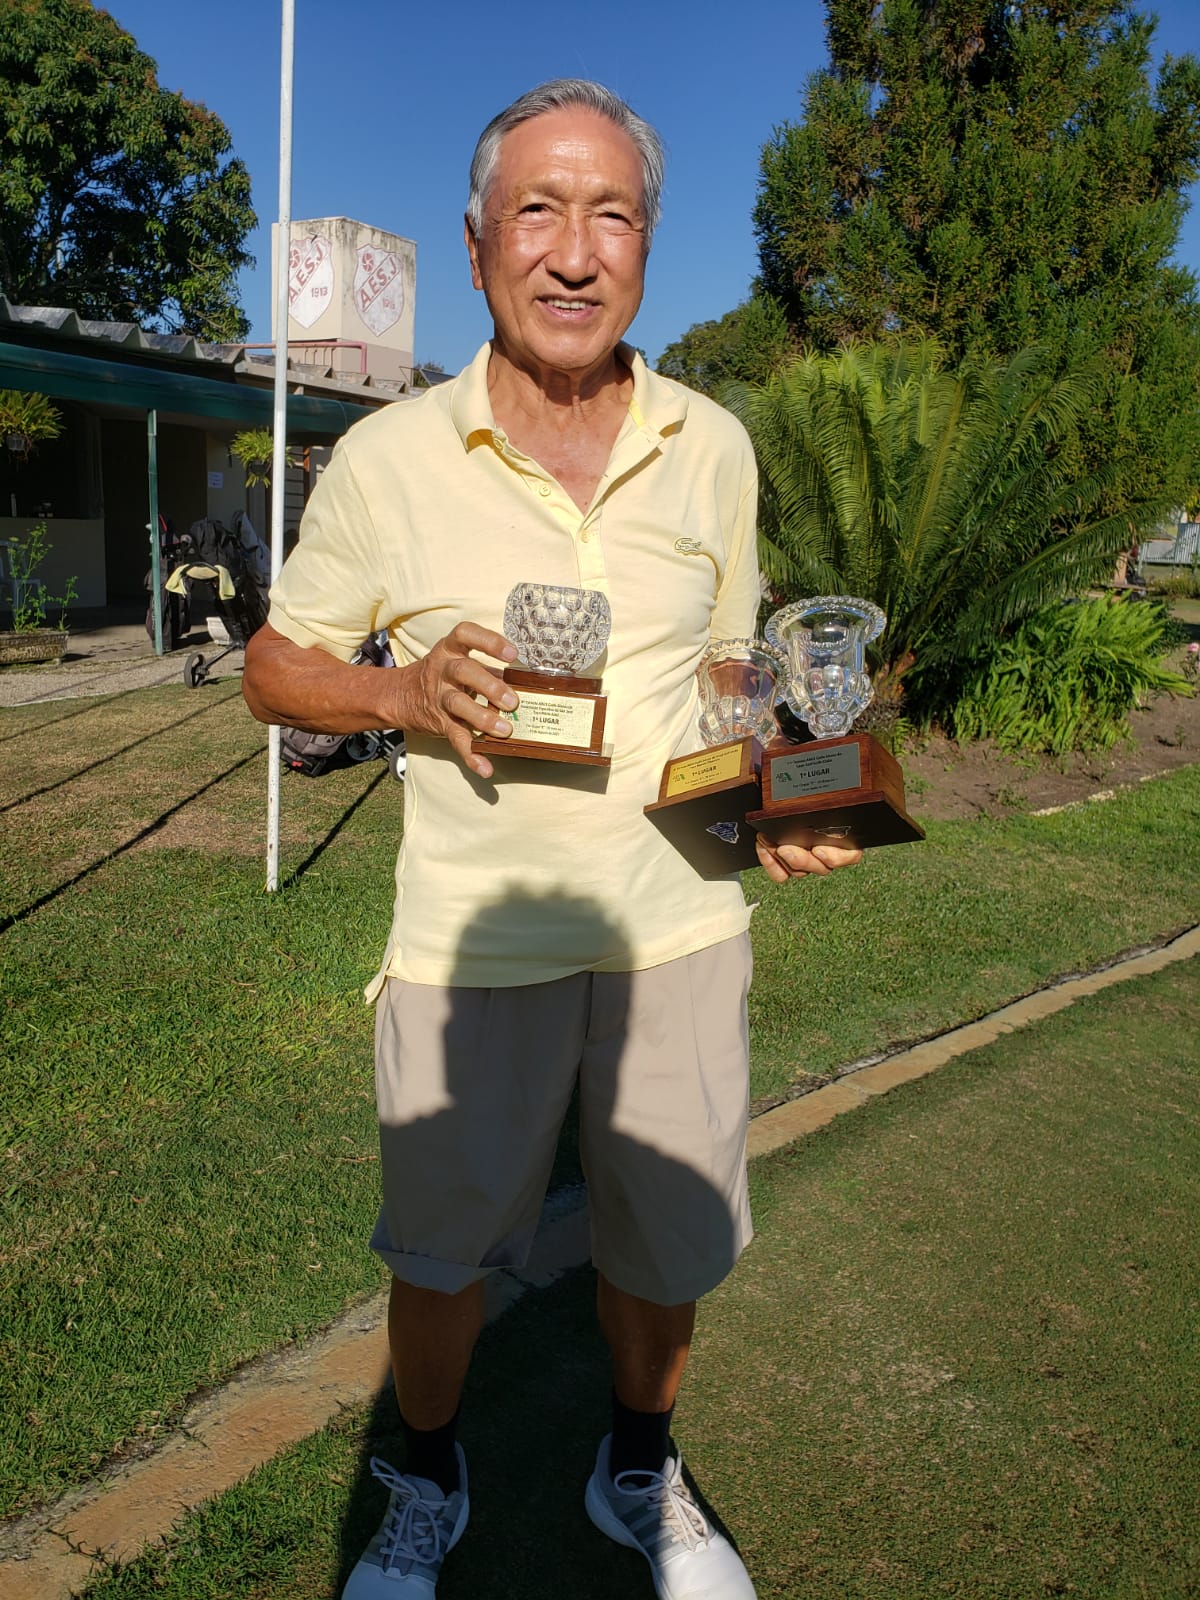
[
  {"left": 746, "top": 597, "right": 925, "bottom": 851},
  {"left": 471, "top": 582, "right": 612, "bottom": 766},
  {"left": 644, "top": 637, "right": 787, "bottom": 873}
]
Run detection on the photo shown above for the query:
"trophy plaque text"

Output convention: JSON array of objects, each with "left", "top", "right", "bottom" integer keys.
[
  {"left": 471, "top": 582, "right": 612, "bottom": 767},
  {"left": 747, "top": 597, "right": 925, "bottom": 852},
  {"left": 645, "top": 639, "right": 786, "bottom": 874}
]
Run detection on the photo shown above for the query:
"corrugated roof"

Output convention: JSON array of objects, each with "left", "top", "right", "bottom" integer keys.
[
  {"left": 0, "top": 299, "right": 243, "bottom": 366},
  {"left": 0, "top": 298, "right": 410, "bottom": 403},
  {"left": 0, "top": 320, "right": 384, "bottom": 435}
]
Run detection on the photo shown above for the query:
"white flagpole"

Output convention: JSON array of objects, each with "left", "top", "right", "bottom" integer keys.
[{"left": 266, "top": 0, "right": 295, "bottom": 892}]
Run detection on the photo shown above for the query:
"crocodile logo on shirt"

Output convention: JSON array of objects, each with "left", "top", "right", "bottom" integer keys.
[{"left": 674, "top": 537, "right": 704, "bottom": 555}]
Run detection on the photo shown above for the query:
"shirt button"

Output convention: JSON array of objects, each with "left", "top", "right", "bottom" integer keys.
[
  {"left": 537, "top": 483, "right": 551, "bottom": 497},
  {"left": 580, "top": 529, "right": 592, "bottom": 542}
]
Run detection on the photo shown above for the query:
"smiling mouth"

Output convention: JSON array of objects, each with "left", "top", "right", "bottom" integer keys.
[{"left": 541, "top": 298, "right": 595, "bottom": 315}]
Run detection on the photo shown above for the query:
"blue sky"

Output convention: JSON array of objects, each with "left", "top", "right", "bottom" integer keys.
[{"left": 104, "top": 0, "right": 1200, "bottom": 370}]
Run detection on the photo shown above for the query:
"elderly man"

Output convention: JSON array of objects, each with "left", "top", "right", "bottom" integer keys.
[{"left": 244, "top": 79, "right": 859, "bottom": 1600}]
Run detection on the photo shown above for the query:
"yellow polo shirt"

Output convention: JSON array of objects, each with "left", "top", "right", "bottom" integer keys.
[{"left": 269, "top": 342, "right": 761, "bottom": 990}]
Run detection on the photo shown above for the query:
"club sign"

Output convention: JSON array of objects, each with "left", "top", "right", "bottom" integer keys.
[
  {"left": 288, "top": 234, "right": 334, "bottom": 329},
  {"left": 354, "top": 245, "right": 405, "bottom": 337}
]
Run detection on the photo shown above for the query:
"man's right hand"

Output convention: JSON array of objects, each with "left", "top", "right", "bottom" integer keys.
[
  {"left": 242, "top": 621, "right": 520, "bottom": 780},
  {"left": 402, "top": 621, "right": 519, "bottom": 777}
]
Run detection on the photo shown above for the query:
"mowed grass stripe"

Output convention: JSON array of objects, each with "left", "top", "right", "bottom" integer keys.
[
  {"left": 67, "top": 958, "right": 1199, "bottom": 1600},
  {"left": 747, "top": 760, "right": 1200, "bottom": 1094}
]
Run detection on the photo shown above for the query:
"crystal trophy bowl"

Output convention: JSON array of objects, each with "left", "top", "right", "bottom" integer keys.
[
  {"left": 503, "top": 582, "right": 611, "bottom": 676},
  {"left": 748, "top": 595, "right": 925, "bottom": 852},
  {"left": 765, "top": 596, "right": 885, "bottom": 739},
  {"left": 697, "top": 637, "right": 788, "bottom": 748},
  {"left": 471, "top": 582, "right": 612, "bottom": 766},
  {"left": 644, "top": 636, "right": 788, "bottom": 875}
]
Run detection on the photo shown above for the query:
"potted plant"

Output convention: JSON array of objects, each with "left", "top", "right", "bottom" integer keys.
[
  {"left": 229, "top": 427, "right": 296, "bottom": 488},
  {"left": 0, "top": 389, "right": 63, "bottom": 461},
  {"left": 0, "top": 523, "right": 78, "bottom": 665}
]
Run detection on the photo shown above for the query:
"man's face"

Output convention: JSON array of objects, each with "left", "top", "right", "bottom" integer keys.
[{"left": 466, "top": 108, "right": 648, "bottom": 380}]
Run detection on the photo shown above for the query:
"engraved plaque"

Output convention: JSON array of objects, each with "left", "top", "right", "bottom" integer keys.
[
  {"left": 768, "top": 742, "right": 862, "bottom": 799},
  {"left": 664, "top": 742, "right": 747, "bottom": 799},
  {"left": 502, "top": 693, "right": 597, "bottom": 748}
]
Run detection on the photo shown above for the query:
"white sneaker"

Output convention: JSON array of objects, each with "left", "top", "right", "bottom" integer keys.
[
  {"left": 342, "top": 1446, "right": 469, "bottom": 1597},
  {"left": 585, "top": 1434, "right": 756, "bottom": 1599}
]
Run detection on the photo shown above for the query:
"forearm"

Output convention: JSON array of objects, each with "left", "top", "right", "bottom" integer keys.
[
  {"left": 243, "top": 620, "right": 520, "bottom": 780},
  {"left": 242, "top": 625, "right": 408, "bottom": 733}
]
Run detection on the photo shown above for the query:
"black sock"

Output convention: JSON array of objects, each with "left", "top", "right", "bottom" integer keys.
[
  {"left": 609, "top": 1389, "right": 674, "bottom": 1481},
  {"left": 399, "top": 1408, "right": 461, "bottom": 1495}
]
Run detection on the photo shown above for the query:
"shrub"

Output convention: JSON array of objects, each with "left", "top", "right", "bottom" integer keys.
[
  {"left": 725, "top": 341, "right": 1169, "bottom": 714},
  {"left": 0, "top": 390, "right": 62, "bottom": 459},
  {"left": 4, "top": 523, "right": 77, "bottom": 632},
  {"left": 1148, "top": 569, "right": 1200, "bottom": 602},
  {"left": 943, "top": 597, "right": 1191, "bottom": 754}
]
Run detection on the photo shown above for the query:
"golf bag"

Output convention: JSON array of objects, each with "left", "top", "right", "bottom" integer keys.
[{"left": 280, "top": 631, "right": 406, "bottom": 779}]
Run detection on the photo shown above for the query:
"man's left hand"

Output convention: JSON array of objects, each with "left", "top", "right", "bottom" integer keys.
[{"left": 754, "top": 836, "right": 864, "bottom": 883}]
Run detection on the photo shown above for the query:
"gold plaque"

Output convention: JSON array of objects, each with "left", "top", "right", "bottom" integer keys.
[{"left": 664, "top": 741, "right": 746, "bottom": 798}]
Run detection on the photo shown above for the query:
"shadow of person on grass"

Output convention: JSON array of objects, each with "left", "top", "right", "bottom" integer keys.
[{"left": 332, "top": 887, "right": 750, "bottom": 1599}]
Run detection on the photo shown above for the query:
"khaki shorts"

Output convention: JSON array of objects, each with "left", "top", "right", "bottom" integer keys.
[{"left": 370, "top": 932, "right": 753, "bottom": 1305}]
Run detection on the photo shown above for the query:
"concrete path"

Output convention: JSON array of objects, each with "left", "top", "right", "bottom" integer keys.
[
  {"left": 0, "top": 618, "right": 242, "bottom": 707},
  {"left": 746, "top": 921, "right": 1200, "bottom": 1156},
  {"left": 2, "top": 922, "right": 1196, "bottom": 1599}
]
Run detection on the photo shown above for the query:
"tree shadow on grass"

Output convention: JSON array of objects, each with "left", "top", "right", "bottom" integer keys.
[
  {"left": 0, "top": 747, "right": 264, "bottom": 932},
  {"left": 281, "top": 766, "right": 391, "bottom": 888},
  {"left": 0, "top": 682, "right": 243, "bottom": 814},
  {"left": 0, "top": 680, "right": 179, "bottom": 743}
]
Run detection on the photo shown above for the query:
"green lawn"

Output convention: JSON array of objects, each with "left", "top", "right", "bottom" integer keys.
[
  {"left": 747, "top": 762, "right": 1200, "bottom": 1093},
  {"left": 2, "top": 683, "right": 1198, "bottom": 1519},
  {"left": 75, "top": 957, "right": 1200, "bottom": 1599}
]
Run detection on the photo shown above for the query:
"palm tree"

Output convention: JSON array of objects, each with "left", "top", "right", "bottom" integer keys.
[{"left": 724, "top": 341, "right": 1163, "bottom": 703}]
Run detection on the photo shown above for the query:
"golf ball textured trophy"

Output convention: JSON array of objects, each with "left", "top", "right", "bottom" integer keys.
[
  {"left": 471, "top": 582, "right": 612, "bottom": 766},
  {"left": 747, "top": 597, "right": 925, "bottom": 851},
  {"left": 644, "top": 637, "right": 787, "bottom": 873}
]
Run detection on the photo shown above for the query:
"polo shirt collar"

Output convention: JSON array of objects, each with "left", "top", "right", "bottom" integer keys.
[{"left": 448, "top": 341, "right": 689, "bottom": 451}]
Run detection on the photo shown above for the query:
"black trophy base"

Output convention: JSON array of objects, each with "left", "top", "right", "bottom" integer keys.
[
  {"left": 643, "top": 736, "right": 763, "bottom": 874},
  {"left": 747, "top": 731, "right": 926, "bottom": 852}
]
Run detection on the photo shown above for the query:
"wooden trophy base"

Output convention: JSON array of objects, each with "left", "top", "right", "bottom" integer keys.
[
  {"left": 747, "top": 730, "right": 925, "bottom": 852},
  {"left": 643, "top": 736, "right": 764, "bottom": 874},
  {"left": 471, "top": 667, "right": 611, "bottom": 767}
]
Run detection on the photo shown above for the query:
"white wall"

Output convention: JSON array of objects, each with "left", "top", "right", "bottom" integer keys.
[
  {"left": 0, "top": 517, "right": 107, "bottom": 609},
  {"left": 204, "top": 435, "right": 251, "bottom": 526}
]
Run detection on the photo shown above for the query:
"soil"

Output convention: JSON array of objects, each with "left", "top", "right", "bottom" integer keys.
[
  {"left": 902, "top": 616, "right": 1200, "bottom": 821},
  {"left": 903, "top": 698, "right": 1197, "bottom": 822}
]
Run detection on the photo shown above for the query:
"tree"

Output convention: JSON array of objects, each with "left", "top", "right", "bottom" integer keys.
[
  {"left": 723, "top": 341, "right": 1158, "bottom": 701},
  {"left": 751, "top": 0, "right": 1200, "bottom": 516},
  {"left": 0, "top": 0, "right": 256, "bottom": 340},
  {"left": 656, "top": 295, "right": 796, "bottom": 397}
]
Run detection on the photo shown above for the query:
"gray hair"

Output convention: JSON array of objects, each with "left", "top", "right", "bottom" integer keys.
[{"left": 467, "top": 79, "right": 664, "bottom": 244}]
